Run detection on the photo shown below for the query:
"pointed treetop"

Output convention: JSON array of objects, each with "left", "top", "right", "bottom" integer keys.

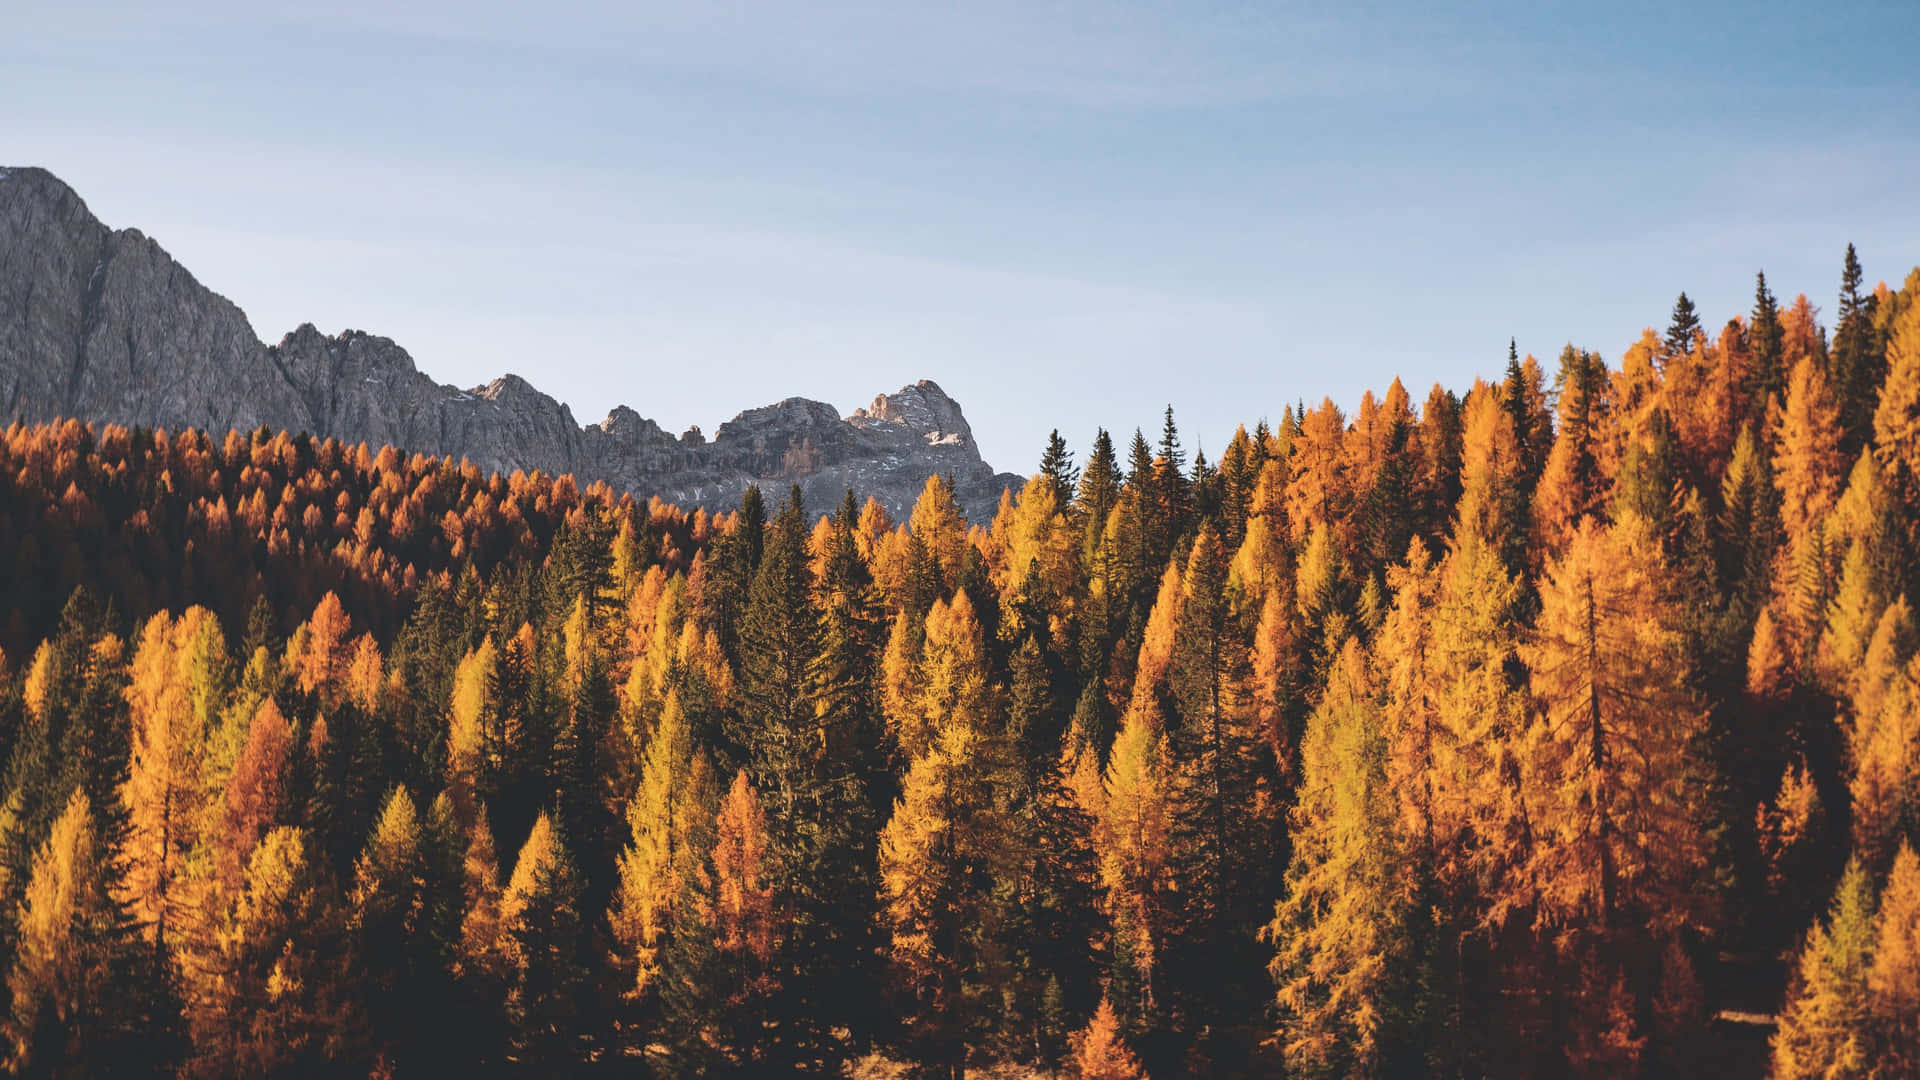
[
  {"left": 1666, "top": 292, "right": 1702, "bottom": 356},
  {"left": 1159, "top": 404, "right": 1187, "bottom": 475},
  {"left": 1039, "top": 428, "right": 1078, "bottom": 505}
]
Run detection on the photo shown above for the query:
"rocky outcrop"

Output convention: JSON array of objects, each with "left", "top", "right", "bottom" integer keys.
[{"left": 0, "top": 167, "right": 1020, "bottom": 520}]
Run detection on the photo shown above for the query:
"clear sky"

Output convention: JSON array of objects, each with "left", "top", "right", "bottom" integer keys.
[{"left": 6, "top": 1, "right": 1919, "bottom": 477}]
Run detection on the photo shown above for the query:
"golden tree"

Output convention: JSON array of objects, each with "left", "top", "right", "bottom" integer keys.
[
  {"left": 189, "top": 826, "right": 368, "bottom": 1076},
  {"left": 1266, "top": 639, "right": 1412, "bottom": 1079},
  {"left": 1772, "top": 355, "right": 1847, "bottom": 561},
  {"left": 1514, "top": 514, "right": 1708, "bottom": 936},
  {"left": 908, "top": 474, "right": 969, "bottom": 592},
  {"left": 877, "top": 689, "right": 1011, "bottom": 1069},
  {"left": 296, "top": 591, "right": 352, "bottom": 703},
  {"left": 610, "top": 690, "right": 717, "bottom": 1000},
  {"left": 210, "top": 697, "right": 293, "bottom": 896},
  {"left": 1067, "top": 997, "right": 1149, "bottom": 1080},
  {"left": 1868, "top": 843, "right": 1920, "bottom": 1074},
  {"left": 121, "top": 608, "right": 223, "bottom": 955},
  {"left": 1771, "top": 861, "right": 1875, "bottom": 1080},
  {"left": 710, "top": 769, "right": 777, "bottom": 965},
  {"left": 1872, "top": 290, "right": 1920, "bottom": 522},
  {"left": 4, "top": 790, "right": 127, "bottom": 1075},
  {"left": 882, "top": 589, "right": 993, "bottom": 762},
  {"left": 1455, "top": 378, "right": 1526, "bottom": 570},
  {"left": 1285, "top": 398, "right": 1349, "bottom": 542}
]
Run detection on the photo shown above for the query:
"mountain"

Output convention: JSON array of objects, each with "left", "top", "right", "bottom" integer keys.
[{"left": 0, "top": 166, "right": 1021, "bottom": 520}]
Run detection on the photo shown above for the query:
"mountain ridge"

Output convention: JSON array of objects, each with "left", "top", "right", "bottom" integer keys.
[{"left": 0, "top": 166, "right": 1021, "bottom": 520}]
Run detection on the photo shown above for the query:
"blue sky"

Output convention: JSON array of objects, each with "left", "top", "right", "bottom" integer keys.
[{"left": 6, "top": 2, "right": 1918, "bottom": 477}]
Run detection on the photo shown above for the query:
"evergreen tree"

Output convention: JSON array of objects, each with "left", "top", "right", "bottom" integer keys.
[
  {"left": 1152, "top": 407, "right": 1193, "bottom": 545},
  {"left": 1720, "top": 424, "right": 1784, "bottom": 622},
  {"left": 1040, "top": 429, "right": 1079, "bottom": 507},
  {"left": 1503, "top": 341, "right": 1549, "bottom": 492},
  {"left": 1751, "top": 270, "right": 1787, "bottom": 412},
  {"left": 349, "top": 787, "right": 466, "bottom": 1072},
  {"left": 1831, "top": 244, "right": 1881, "bottom": 454},
  {"left": 1665, "top": 292, "right": 1703, "bottom": 358},
  {"left": 661, "top": 770, "right": 783, "bottom": 1075},
  {"left": 1164, "top": 527, "right": 1271, "bottom": 1052},
  {"left": 1079, "top": 428, "right": 1124, "bottom": 559},
  {"left": 701, "top": 486, "right": 766, "bottom": 652},
  {"left": 1126, "top": 430, "right": 1155, "bottom": 494},
  {"left": 1532, "top": 345, "right": 1610, "bottom": 558},
  {"left": 733, "top": 488, "right": 877, "bottom": 1068}
]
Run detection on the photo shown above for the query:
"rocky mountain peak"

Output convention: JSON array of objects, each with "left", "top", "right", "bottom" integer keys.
[
  {"left": 0, "top": 166, "right": 1022, "bottom": 520},
  {"left": 847, "top": 379, "right": 974, "bottom": 447}
]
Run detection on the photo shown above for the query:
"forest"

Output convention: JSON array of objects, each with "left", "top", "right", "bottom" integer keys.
[{"left": 0, "top": 247, "right": 1917, "bottom": 1078}]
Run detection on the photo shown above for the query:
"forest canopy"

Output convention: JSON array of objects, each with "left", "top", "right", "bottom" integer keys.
[{"left": 0, "top": 252, "right": 1918, "bottom": 1077}]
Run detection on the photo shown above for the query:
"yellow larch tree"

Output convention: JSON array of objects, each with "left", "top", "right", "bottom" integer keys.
[
  {"left": 1514, "top": 514, "right": 1708, "bottom": 937},
  {"left": 1067, "top": 997, "right": 1149, "bottom": 1080},
  {"left": 4, "top": 790, "right": 128, "bottom": 1075},
  {"left": 1845, "top": 612, "right": 1920, "bottom": 870},
  {"left": 455, "top": 804, "right": 508, "bottom": 992},
  {"left": 1772, "top": 355, "right": 1848, "bottom": 562},
  {"left": 1868, "top": 843, "right": 1920, "bottom": 1074},
  {"left": 189, "top": 825, "right": 368, "bottom": 1077},
  {"left": 710, "top": 769, "right": 777, "bottom": 966},
  {"left": 1266, "top": 638, "right": 1412, "bottom": 1078},
  {"left": 343, "top": 632, "right": 385, "bottom": 715},
  {"left": 1248, "top": 590, "right": 1302, "bottom": 771},
  {"left": 121, "top": 607, "right": 224, "bottom": 957},
  {"left": 209, "top": 697, "right": 293, "bottom": 897},
  {"left": 1665, "top": 332, "right": 1739, "bottom": 482},
  {"left": 1285, "top": 397, "right": 1349, "bottom": 542},
  {"left": 1124, "top": 562, "right": 1185, "bottom": 729},
  {"left": 995, "top": 471, "right": 1079, "bottom": 634},
  {"left": 877, "top": 665, "right": 1013, "bottom": 1070},
  {"left": 296, "top": 591, "right": 352, "bottom": 704},
  {"left": 445, "top": 636, "right": 497, "bottom": 829},
  {"left": 1455, "top": 378, "right": 1525, "bottom": 568},
  {"left": 1771, "top": 860, "right": 1876, "bottom": 1080},
  {"left": 1827, "top": 450, "right": 1895, "bottom": 574},
  {"left": 908, "top": 473, "right": 969, "bottom": 593},
  {"left": 1096, "top": 686, "right": 1175, "bottom": 1028},
  {"left": 1228, "top": 459, "right": 1292, "bottom": 618},
  {"left": 1871, "top": 290, "right": 1920, "bottom": 524},
  {"left": 610, "top": 689, "right": 717, "bottom": 1001}
]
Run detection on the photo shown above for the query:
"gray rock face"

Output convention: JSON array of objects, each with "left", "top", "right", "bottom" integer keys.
[{"left": 0, "top": 167, "right": 1021, "bottom": 521}]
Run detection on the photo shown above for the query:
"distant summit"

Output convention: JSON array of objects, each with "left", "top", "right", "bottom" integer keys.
[{"left": 0, "top": 166, "right": 1020, "bottom": 519}]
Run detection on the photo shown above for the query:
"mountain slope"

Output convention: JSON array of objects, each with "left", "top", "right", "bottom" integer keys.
[{"left": 0, "top": 166, "right": 1020, "bottom": 519}]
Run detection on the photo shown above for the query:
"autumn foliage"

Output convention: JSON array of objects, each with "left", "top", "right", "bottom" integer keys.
[{"left": 0, "top": 254, "right": 1916, "bottom": 1076}]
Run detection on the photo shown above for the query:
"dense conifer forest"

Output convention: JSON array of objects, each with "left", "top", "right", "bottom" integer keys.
[{"left": 1, "top": 250, "right": 1919, "bottom": 1077}]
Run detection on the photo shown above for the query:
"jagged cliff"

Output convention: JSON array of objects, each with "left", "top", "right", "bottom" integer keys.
[{"left": 0, "top": 166, "right": 1020, "bottom": 519}]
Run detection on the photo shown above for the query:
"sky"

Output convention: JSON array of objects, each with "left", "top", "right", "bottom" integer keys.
[{"left": 5, "top": 1, "right": 1919, "bottom": 476}]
